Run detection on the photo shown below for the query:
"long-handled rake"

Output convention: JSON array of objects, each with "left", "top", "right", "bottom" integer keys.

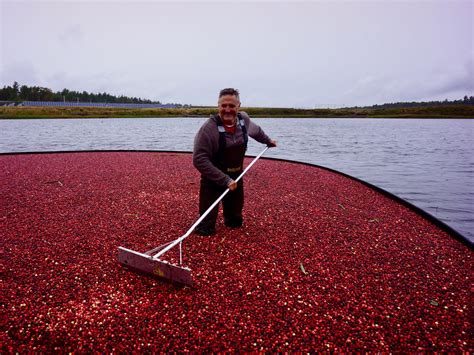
[{"left": 118, "top": 146, "right": 269, "bottom": 286}]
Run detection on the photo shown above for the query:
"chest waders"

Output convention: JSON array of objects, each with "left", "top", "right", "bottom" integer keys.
[{"left": 197, "top": 114, "right": 248, "bottom": 233}]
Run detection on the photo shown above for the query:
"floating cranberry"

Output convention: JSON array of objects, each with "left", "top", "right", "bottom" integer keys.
[{"left": 1, "top": 152, "right": 471, "bottom": 352}]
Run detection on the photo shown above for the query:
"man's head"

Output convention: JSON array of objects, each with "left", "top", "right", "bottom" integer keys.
[{"left": 218, "top": 88, "right": 240, "bottom": 125}]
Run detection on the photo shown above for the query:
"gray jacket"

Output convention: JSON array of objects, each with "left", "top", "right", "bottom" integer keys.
[{"left": 193, "top": 111, "right": 272, "bottom": 186}]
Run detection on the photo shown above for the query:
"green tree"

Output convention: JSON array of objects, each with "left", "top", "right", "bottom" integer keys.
[
  {"left": 12, "top": 81, "right": 19, "bottom": 100},
  {"left": 19, "top": 85, "right": 30, "bottom": 100}
]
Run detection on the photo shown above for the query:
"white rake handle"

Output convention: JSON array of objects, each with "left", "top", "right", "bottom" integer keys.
[{"left": 152, "top": 146, "right": 269, "bottom": 259}]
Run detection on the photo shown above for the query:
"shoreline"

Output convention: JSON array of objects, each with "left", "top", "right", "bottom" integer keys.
[{"left": 1, "top": 105, "right": 473, "bottom": 119}]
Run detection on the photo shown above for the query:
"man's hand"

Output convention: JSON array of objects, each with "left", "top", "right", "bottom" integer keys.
[
  {"left": 267, "top": 139, "right": 277, "bottom": 148},
  {"left": 228, "top": 180, "right": 238, "bottom": 191}
]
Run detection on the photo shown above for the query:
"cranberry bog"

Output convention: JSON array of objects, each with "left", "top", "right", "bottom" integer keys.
[{"left": 1, "top": 152, "right": 471, "bottom": 352}]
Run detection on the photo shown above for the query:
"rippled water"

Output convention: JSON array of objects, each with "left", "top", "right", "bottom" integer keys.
[{"left": 1, "top": 117, "right": 473, "bottom": 242}]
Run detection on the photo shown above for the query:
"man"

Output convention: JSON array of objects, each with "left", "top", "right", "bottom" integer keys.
[{"left": 193, "top": 88, "right": 277, "bottom": 236}]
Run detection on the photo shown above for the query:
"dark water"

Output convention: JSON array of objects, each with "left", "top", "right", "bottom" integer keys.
[{"left": 1, "top": 117, "right": 473, "bottom": 242}]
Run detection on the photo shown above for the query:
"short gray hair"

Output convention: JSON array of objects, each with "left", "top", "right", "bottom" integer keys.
[{"left": 219, "top": 88, "right": 240, "bottom": 100}]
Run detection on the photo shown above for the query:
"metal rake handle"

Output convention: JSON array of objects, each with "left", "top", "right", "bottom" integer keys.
[{"left": 152, "top": 146, "right": 269, "bottom": 259}]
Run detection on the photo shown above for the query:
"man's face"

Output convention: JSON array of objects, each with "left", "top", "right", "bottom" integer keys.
[{"left": 218, "top": 95, "right": 240, "bottom": 124}]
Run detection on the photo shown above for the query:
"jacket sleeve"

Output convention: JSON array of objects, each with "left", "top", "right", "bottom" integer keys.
[
  {"left": 192, "top": 119, "right": 232, "bottom": 187},
  {"left": 240, "top": 111, "right": 272, "bottom": 145}
]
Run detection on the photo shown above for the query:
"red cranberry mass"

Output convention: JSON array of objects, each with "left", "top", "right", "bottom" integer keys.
[{"left": 1, "top": 152, "right": 472, "bottom": 352}]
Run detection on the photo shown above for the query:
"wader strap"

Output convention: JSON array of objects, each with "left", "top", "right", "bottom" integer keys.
[
  {"left": 217, "top": 124, "right": 226, "bottom": 156},
  {"left": 237, "top": 113, "right": 248, "bottom": 152}
]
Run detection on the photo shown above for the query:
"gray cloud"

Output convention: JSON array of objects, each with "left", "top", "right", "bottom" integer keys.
[
  {"left": 1, "top": 61, "right": 39, "bottom": 87},
  {"left": 58, "top": 24, "right": 84, "bottom": 45},
  {"left": 2, "top": 1, "right": 472, "bottom": 107}
]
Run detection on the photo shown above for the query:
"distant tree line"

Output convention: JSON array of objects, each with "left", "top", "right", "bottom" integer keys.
[
  {"left": 356, "top": 96, "right": 474, "bottom": 109},
  {"left": 2, "top": 81, "right": 472, "bottom": 108},
  {"left": 0, "top": 81, "right": 161, "bottom": 104}
]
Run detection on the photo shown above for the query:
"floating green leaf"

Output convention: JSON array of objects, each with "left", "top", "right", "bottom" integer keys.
[{"left": 300, "top": 263, "right": 308, "bottom": 275}]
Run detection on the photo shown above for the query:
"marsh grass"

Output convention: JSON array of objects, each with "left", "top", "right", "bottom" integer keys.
[{"left": 1, "top": 105, "right": 473, "bottom": 119}]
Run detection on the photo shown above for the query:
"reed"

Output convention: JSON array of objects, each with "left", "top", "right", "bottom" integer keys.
[{"left": 1, "top": 105, "right": 473, "bottom": 119}]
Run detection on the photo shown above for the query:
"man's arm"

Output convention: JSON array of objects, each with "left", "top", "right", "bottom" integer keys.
[
  {"left": 240, "top": 111, "right": 277, "bottom": 147},
  {"left": 193, "top": 121, "right": 233, "bottom": 187}
]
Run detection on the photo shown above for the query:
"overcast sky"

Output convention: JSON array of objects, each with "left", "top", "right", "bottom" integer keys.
[{"left": 1, "top": 0, "right": 472, "bottom": 107}]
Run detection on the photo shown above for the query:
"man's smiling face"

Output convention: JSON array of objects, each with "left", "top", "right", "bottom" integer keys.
[{"left": 218, "top": 94, "right": 240, "bottom": 125}]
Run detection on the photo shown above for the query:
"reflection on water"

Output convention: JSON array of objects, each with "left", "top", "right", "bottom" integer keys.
[{"left": 1, "top": 117, "right": 473, "bottom": 242}]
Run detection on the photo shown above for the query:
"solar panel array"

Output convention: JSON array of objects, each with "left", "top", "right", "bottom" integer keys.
[
  {"left": 21, "top": 101, "right": 178, "bottom": 108},
  {"left": 0, "top": 101, "right": 17, "bottom": 107}
]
